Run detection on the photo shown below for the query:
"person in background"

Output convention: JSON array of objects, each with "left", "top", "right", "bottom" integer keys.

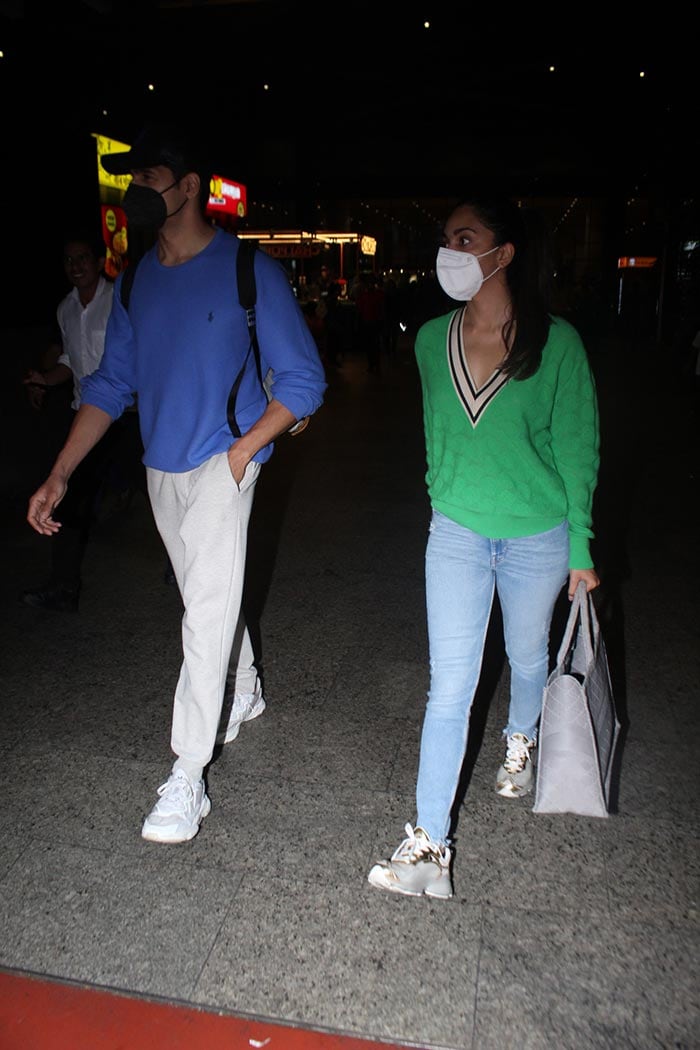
[
  {"left": 367, "top": 195, "right": 600, "bottom": 898},
  {"left": 301, "top": 299, "right": 325, "bottom": 358},
  {"left": 26, "top": 123, "right": 327, "bottom": 845},
  {"left": 321, "top": 281, "right": 346, "bottom": 370},
  {"left": 21, "top": 232, "right": 118, "bottom": 612},
  {"left": 354, "top": 272, "right": 386, "bottom": 373},
  {"left": 23, "top": 331, "right": 70, "bottom": 414}
]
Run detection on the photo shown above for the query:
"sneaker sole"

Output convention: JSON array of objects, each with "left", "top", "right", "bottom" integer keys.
[
  {"left": 367, "top": 867, "right": 453, "bottom": 899},
  {"left": 495, "top": 780, "right": 533, "bottom": 798},
  {"left": 141, "top": 795, "right": 212, "bottom": 843}
]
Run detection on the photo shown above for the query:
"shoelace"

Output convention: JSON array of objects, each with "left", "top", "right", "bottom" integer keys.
[
  {"left": 503, "top": 734, "right": 534, "bottom": 774},
  {"left": 156, "top": 772, "right": 194, "bottom": 812},
  {"left": 392, "top": 823, "right": 444, "bottom": 865}
]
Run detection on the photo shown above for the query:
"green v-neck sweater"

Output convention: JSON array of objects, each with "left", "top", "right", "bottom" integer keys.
[{"left": 415, "top": 310, "right": 600, "bottom": 569}]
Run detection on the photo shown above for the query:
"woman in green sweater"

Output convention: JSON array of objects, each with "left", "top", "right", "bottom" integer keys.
[{"left": 368, "top": 196, "right": 600, "bottom": 899}]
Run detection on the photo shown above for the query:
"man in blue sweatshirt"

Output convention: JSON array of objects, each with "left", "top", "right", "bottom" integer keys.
[{"left": 27, "top": 123, "right": 327, "bottom": 843}]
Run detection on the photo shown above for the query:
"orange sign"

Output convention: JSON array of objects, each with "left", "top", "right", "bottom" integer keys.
[{"left": 618, "top": 256, "right": 657, "bottom": 269}]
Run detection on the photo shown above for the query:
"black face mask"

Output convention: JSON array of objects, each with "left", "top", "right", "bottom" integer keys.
[{"left": 123, "top": 180, "right": 185, "bottom": 229}]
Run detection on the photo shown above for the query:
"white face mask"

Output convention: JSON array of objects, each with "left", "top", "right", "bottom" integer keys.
[{"left": 436, "top": 245, "right": 501, "bottom": 301}]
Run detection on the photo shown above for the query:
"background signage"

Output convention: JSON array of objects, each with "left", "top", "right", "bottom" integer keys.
[{"left": 207, "top": 175, "right": 247, "bottom": 219}]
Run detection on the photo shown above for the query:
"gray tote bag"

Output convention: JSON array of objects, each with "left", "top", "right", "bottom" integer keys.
[{"left": 533, "top": 581, "right": 620, "bottom": 818}]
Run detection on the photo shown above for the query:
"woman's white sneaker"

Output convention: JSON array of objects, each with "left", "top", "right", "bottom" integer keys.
[
  {"left": 141, "top": 770, "right": 211, "bottom": 843},
  {"left": 367, "top": 824, "right": 453, "bottom": 898},
  {"left": 495, "top": 732, "right": 537, "bottom": 797}
]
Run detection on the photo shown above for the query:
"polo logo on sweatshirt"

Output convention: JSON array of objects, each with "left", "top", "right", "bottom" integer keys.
[
  {"left": 447, "top": 307, "right": 509, "bottom": 427},
  {"left": 208, "top": 312, "right": 214, "bottom": 322}
]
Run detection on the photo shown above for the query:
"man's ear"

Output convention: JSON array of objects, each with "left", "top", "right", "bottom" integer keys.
[{"left": 182, "top": 172, "right": 201, "bottom": 200}]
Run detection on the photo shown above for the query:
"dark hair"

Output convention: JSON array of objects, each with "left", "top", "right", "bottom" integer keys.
[
  {"left": 455, "top": 196, "right": 553, "bottom": 380},
  {"left": 61, "top": 229, "right": 105, "bottom": 262}
]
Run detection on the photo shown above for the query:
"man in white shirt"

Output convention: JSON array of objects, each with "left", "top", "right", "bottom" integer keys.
[{"left": 21, "top": 233, "right": 129, "bottom": 611}]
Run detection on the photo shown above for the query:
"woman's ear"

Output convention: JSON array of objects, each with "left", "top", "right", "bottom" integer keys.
[{"left": 498, "top": 242, "right": 515, "bottom": 268}]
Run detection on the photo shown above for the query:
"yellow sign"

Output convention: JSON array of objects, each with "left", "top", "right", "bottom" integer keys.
[
  {"left": 93, "top": 133, "right": 132, "bottom": 193},
  {"left": 360, "top": 236, "right": 377, "bottom": 256}
]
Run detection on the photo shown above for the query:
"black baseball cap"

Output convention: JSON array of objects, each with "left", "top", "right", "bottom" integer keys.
[{"left": 101, "top": 122, "right": 206, "bottom": 178}]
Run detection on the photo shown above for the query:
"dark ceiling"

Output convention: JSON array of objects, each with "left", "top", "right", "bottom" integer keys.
[{"left": 0, "top": 0, "right": 693, "bottom": 202}]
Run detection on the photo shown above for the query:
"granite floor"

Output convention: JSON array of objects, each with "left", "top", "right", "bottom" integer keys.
[{"left": 0, "top": 334, "right": 698, "bottom": 1050}]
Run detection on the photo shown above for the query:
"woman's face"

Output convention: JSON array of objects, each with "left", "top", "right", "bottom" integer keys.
[{"left": 442, "top": 205, "right": 497, "bottom": 256}]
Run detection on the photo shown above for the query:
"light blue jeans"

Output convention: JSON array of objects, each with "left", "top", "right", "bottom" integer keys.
[{"left": 416, "top": 510, "right": 569, "bottom": 843}]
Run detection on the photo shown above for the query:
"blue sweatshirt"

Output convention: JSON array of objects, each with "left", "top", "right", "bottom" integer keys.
[{"left": 81, "top": 228, "right": 327, "bottom": 472}]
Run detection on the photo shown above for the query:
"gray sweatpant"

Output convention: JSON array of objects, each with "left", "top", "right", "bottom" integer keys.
[{"left": 147, "top": 452, "right": 261, "bottom": 775}]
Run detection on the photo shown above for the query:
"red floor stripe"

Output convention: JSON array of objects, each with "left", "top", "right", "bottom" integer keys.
[{"left": 0, "top": 970, "right": 417, "bottom": 1050}]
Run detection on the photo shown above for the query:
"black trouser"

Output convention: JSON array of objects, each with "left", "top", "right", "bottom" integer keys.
[
  {"left": 49, "top": 412, "right": 144, "bottom": 590},
  {"left": 101, "top": 410, "right": 147, "bottom": 501}
]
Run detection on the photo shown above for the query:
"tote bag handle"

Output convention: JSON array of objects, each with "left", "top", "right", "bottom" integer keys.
[{"left": 555, "top": 580, "right": 597, "bottom": 673}]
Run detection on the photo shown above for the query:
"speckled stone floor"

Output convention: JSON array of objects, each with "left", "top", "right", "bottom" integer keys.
[{"left": 1, "top": 332, "right": 698, "bottom": 1050}]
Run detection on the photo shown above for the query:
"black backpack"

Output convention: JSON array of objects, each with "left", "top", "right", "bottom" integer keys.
[{"left": 119, "top": 238, "right": 307, "bottom": 437}]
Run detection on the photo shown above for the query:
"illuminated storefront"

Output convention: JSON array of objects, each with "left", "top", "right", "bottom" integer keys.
[{"left": 237, "top": 230, "right": 377, "bottom": 293}]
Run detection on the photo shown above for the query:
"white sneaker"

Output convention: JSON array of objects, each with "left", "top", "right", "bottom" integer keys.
[
  {"left": 221, "top": 682, "right": 266, "bottom": 743},
  {"left": 495, "top": 732, "right": 537, "bottom": 798},
  {"left": 141, "top": 770, "right": 211, "bottom": 843},
  {"left": 367, "top": 824, "right": 453, "bottom": 899}
]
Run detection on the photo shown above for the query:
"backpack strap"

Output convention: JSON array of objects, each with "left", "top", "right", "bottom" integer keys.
[
  {"left": 237, "top": 239, "right": 264, "bottom": 387},
  {"left": 235, "top": 240, "right": 309, "bottom": 438},
  {"left": 227, "top": 240, "right": 261, "bottom": 437},
  {"left": 237, "top": 239, "right": 257, "bottom": 311}
]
